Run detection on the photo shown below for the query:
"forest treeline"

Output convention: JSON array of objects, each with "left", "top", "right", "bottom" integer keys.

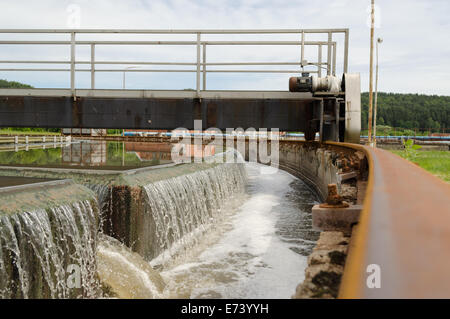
[
  {"left": 361, "top": 92, "right": 450, "bottom": 132},
  {"left": 0, "top": 79, "right": 33, "bottom": 89}
]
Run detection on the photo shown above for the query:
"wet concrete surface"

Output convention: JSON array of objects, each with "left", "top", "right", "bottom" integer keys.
[{"left": 0, "top": 175, "right": 55, "bottom": 188}]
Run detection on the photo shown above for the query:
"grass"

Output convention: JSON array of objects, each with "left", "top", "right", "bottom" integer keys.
[
  {"left": 391, "top": 150, "right": 450, "bottom": 183},
  {"left": 0, "top": 129, "right": 60, "bottom": 136}
]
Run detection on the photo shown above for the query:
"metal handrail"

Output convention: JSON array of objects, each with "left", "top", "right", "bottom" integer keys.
[
  {"left": 0, "top": 28, "right": 349, "bottom": 34},
  {"left": 0, "top": 29, "right": 349, "bottom": 96}
]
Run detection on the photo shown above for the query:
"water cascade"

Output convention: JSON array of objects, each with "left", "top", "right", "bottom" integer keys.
[
  {"left": 143, "top": 162, "right": 247, "bottom": 264},
  {"left": 0, "top": 200, "right": 100, "bottom": 298},
  {"left": 97, "top": 234, "right": 166, "bottom": 298},
  {"left": 0, "top": 149, "right": 318, "bottom": 299}
]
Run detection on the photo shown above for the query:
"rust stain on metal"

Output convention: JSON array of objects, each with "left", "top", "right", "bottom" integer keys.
[
  {"left": 339, "top": 144, "right": 450, "bottom": 298},
  {"left": 193, "top": 99, "right": 202, "bottom": 120},
  {"left": 72, "top": 97, "right": 81, "bottom": 128},
  {"left": 206, "top": 102, "right": 217, "bottom": 128}
]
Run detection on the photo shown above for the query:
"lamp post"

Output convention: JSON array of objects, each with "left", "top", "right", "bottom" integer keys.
[
  {"left": 122, "top": 66, "right": 139, "bottom": 89},
  {"left": 373, "top": 37, "right": 383, "bottom": 147},
  {"left": 368, "top": 0, "right": 375, "bottom": 146}
]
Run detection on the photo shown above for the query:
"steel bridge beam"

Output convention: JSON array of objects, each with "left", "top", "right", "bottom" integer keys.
[{"left": 0, "top": 90, "right": 317, "bottom": 130}]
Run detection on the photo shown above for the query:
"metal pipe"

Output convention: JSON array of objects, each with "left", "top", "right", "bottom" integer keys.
[
  {"left": 327, "top": 32, "right": 332, "bottom": 76},
  {"left": 318, "top": 45, "right": 322, "bottom": 77},
  {"left": 90, "top": 44, "right": 95, "bottom": 89},
  {"left": 344, "top": 29, "right": 349, "bottom": 73},
  {"left": 368, "top": 0, "right": 375, "bottom": 145},
  {"left": 0, "top": 28, "right": 350, "bottom": 34},
  {"left": 0, "top": 40, "right": 337, "bottom": 46},
  {"left": 373, "top": 37, "right": 383, "bottom": 147},
  {"left": 0, "top": 68, "right": 318, "bottom": 73},
  {"left": 332, "top": 43, "right": 337, "bottom": 76},
  {"left": 0, "top": 60, "right": 323, "bottom": 66},
  {"left": 70, "top": 32, "right": 75, "bottom": 99},
  {"left": 196, "top": 33, "right": 201, "bottom": 95},
  {"left": 301, "top": 31, "right": 305, "bottom": 69},
  {"left": 203, "top": 43, "right": 206, "bottom": 90}
]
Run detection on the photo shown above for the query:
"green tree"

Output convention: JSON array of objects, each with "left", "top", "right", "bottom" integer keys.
[{"left": 361, "top": 92, "right": 450, "bottom": 133}]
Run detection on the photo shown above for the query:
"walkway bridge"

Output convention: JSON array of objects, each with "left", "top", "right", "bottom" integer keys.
[
  {"left": 0, "top": 28, "right": 360, "bottom": 143},
  {"left": 1, "top": 28, "right": 450, "bottom": 299}
]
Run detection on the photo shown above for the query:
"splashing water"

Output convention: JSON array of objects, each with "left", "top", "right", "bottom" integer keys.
[
  {"left": 143, "top": 162, "right": 247, "bottom": 266},
  {"left": 96, "top": 234, "right": 165, "bottom": 299},
  {"left": 1, "top": 156, "right": 318, "bottom": 299},
  {"left": 87, "top": 184, "right": 112, "bottom": 234},
  {"left": 0, "top": 200, "right": 100, "bottom": 298},
  {"left": 159, "top": 162, "right": 320, "bottom": 299}
]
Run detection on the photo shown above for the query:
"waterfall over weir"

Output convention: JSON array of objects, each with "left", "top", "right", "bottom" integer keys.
[
  {"left": 143, "top": 163, "right": 247, "bottom": 264},
  {"left": 0, "top": 200, "right": 100, "bottom": 298},
  {"left": 96, "top": 163, "right": 319, "bottom": 299},
  {"left": 0, "top": 158, "right": 319, "bottom": 299}
]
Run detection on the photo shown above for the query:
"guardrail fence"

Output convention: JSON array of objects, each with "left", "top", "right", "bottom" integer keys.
[{"left": 0, "top": 29, "right": 349, "bottom": 94}]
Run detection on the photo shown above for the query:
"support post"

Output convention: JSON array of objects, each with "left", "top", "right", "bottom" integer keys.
[
  {"left": 332, "top": 43, "right": 337, "bottom": 76},
  {"left": 90, "top": 44, "right": 95, "bottom": 89},
  {"left": 368, "top": 0, "right": 375, "bottom": 145},
  {"left": 327, "top": 32, "right": 332, "bottom": 76},
  {"left": 301, "top": 31, "right": 305, "bottom": 69},
  {"left": 196, "top": 33, "right": 201, "bottom": 95},
  {"left": 202, "top": 43, "right": 206, "bottom": 90},
  {"left": 335, "top": 99, "right": 340, "bottom": 142},
  {"left": 319, "top": 99, "right": 324, "bottom": 143},
  {"left": 344, "top": 29, "right": 349, "bottom": 73},
  {"left": 318, "top": 45, "right": 322, "bottom": 78},
  {"left": 70, "top": 32, "right": 76, "bottom": 100}
]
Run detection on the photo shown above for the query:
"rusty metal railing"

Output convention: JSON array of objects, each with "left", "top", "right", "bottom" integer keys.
[{"left": 337, "top": 143, "right": 450, "bottom": 298}]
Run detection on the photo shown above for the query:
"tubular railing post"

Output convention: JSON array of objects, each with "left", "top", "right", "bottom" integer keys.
[
  {"left": 202, "top": 43, "right": 206, "bottom": 90},
  {"left": 332, "top": 43, "right": 337, "bottom": 76},
  {"left": 318, "top": 44, "right": 322, "bottom": 77},
  {"left": 327, "top": 32, "right": 332, "bottom": 76},
  {"left": 344, "top": 29, "right": 349, "bottom": 74},
  {"left": 90, "top": 44, "right": 95, "bottom": 89},
  {"left": 196, "top": 32, "right": 201, "bottom": 95},
  {"left": 0, "top": 29, "right": 350, "bottom": 91},
  {"left": 301, "top": 31, "right": 305, "bottom": 69},
  {"left": 70, "top": 32, "right": 76, "bottom": 100}
]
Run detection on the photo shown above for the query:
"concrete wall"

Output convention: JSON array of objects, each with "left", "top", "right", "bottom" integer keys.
[{"left": 244, "top": 140, "right": 368, "bottom": 203}]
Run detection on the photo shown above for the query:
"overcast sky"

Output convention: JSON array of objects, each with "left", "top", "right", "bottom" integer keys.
[{"left": 0, "top": 0, "right": 448, "bottom": 95}]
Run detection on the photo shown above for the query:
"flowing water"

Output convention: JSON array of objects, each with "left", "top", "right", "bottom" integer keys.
[
  {"left": 97, "top": 162, "right": 319, "bottom": 299},
  {"left": 0, "top": 200, "right": 100, "bottom": 298},
  {"left": 158, "top": 163, "right": 320, "bottom": 298},
  {"left": 143, "top": 163, "right": 247, "bottom": 264},
  {"left": 97, "top": 234, "right": 165, "bottom": 299},
  {"left": 0, "top": 154, "right": 319, "bottom": 299}
]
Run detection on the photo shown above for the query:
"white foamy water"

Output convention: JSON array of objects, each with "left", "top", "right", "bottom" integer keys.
[{"left": 159, "top": 162, "right": 319, "bottom": 299}]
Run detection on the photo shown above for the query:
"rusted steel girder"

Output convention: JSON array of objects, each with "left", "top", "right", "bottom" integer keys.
[{"left": 0, "top": 96, "right": 315, "bottom": 131}]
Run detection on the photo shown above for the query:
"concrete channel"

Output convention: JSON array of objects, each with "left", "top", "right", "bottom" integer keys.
[{"left": 0, "top": 138, "right": 448, "bottom": 298}]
